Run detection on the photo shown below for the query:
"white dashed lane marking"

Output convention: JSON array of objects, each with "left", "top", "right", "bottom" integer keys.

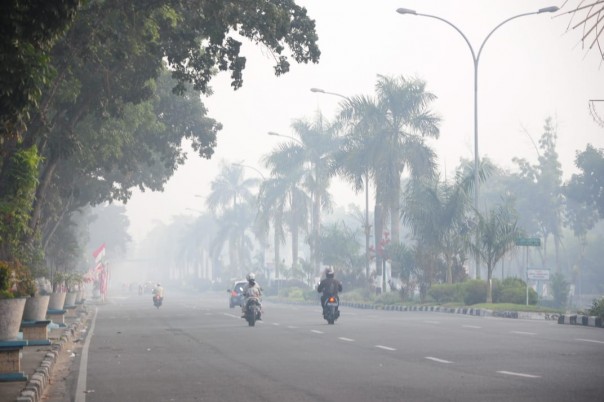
[
  {"left": 311, "top": 330, "right": 324, "bottom": 334},
  {"left": 375, "top": 345, "right": 396, "bottom": 351},
  {"left": 510, "top": 331, "right": 536, "bottom": 336},
  {"left": 576, "top": 338, "right": 604, "bottom": 344},
  {"left": 497, "top": 371, "right": 541, "bottom": 378},
  {"left": 425, "top": 356, "right": 452, "bottom": 364},
  {"left": 338, "top": 337, "right": 354, "bottom": 342}
]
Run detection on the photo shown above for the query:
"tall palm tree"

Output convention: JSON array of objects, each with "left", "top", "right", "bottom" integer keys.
[
  {"left": 264, "top": 112, "right": 339, "bottom": 275},
  {"left": 210, "top": 202, "right": 256, "bottom": 279},
  {"left": 206, "top": 163, "right": 258, "bottom": 276},
  {"left": 338, "top": 75, "right": 440, "bottom": 277},
  {"left": 290, "top": 113, "right": 339, "bottom": 274},
  {"left": 261, "top": 150, "right": 310, "bottom": 277}
]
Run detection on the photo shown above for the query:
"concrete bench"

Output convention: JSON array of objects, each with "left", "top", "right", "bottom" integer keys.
[
  {"left": 46, "top": 309, "right": 67, "bottom": 327},
  {"left": 0, "top": 340, "right": 28, "bottom": 382},
  {"left": 20, "top": 320, "right": 51, "bottom": 346}
]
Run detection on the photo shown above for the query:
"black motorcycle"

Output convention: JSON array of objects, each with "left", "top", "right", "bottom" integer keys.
[
  {"left": 244, "top": 297, "right": 262, "bottom": 326},
  {"left": 323, "top": 295, "right": 340, "bottom": 324},
  {"left": 153, "top": 295, "right": 163, "bottom": 309}
]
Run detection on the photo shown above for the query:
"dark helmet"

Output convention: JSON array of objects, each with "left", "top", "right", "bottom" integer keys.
[{"left": 325, "top": 267, "right": 334, "bottom": 278}]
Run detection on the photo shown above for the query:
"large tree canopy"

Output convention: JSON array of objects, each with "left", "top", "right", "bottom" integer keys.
[{"left": 0, "top": 0, "right": 320, "bottom": 266}]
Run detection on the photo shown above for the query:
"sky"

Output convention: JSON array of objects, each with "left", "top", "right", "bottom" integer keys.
[{"left": 121, "top": 0, "right": 604, "bottom": 247}]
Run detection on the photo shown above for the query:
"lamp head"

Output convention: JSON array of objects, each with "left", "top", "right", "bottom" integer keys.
[
  {"left": 538, "top": 6, "right": 559, "bottom": 13},
  {"left": 396, "top": 8, "right": 417, "bottom": 15}
]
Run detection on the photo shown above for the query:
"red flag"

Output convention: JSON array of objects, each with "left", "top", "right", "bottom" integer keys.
[{"left": 92, "top": 243, "right": 106, "bottom": 263}]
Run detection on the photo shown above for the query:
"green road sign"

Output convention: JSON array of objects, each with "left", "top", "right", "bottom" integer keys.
[{"left": 515, "top": 237, "right": 541, "bottom": 247}]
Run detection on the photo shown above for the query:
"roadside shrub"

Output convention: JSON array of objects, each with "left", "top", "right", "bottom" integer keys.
[
  {"left": 462, "top": 280, "right": 487, "bottom": 305},
  {"left": 499, "top": 287, "right": 528, "bottom": 305},
  {"left": 588, "top": 297, "right": 604, "bottom": 319},
  {"left": 493, "top": 277, "right": 538, "bottom": 305},
  {"left": 375, "top": 291, "right": 403, "bottom": 305},
  {"left": 428, "top": 283, "right": 461, "bottom": 304}
]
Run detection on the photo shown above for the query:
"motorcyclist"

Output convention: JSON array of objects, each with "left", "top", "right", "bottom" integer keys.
[
  {"left": 241, "top": 273, "right": 262, "bottom": 319},
  {"left": 152, "top": 283, "right": 164, "bottom": 304},
  {"left": 317, "top": 267, "right": 342, "bottom": 317}
]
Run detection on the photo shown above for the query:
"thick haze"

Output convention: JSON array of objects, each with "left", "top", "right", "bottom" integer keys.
[{"left": 122, "top": 0, "right": 604, "bottom": 246}]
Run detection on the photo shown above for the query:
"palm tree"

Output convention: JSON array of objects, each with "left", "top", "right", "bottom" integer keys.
[
  {"left": 264, "top": 112, "right": 339, "bottom": 275},
  {"left": 403, "top": 175, "right": 470, "bottom": 284},
  {"left": 470, "top": 204, "right": 520, "bottom": 303},
  {"left": 257, "top": 176, "right": 288, "bottom": 282},
  {"left": 261, "top": 151, "right": 310, "bottom": 277},
  {"left": 206, "top": 163, "right": 258, "bottom": 276},
  {"left": 210, "top": 202, "right": 256, "bottom": 279},
  {"left": 289, "top": 113, "right": 339, "bottom": 274},
  {"left": 338, "top": 75, "right": 440, "bottom": 279}
]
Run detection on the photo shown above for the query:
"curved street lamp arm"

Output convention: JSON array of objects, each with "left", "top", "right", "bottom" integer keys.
[
  {"left": 310, "top": 87, "right": 351, "bottom": 101},
  {"left": 413, "top": 12, "right": 478, "bottom": 64}
]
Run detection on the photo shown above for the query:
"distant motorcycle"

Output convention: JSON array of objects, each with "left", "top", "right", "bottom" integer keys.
[
  {"left": 153, "top": 295, "right": 163, "bottom": 309},
  {"left": 323, "top": 296, "right": 340, "bottom": 325},
  {"left": 244, "top": 297, "right": 262, "bottom": 326}
]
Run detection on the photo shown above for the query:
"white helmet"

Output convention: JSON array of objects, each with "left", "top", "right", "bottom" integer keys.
[{"left": 246, "top": 273, "right": 256, "bottom": 281}]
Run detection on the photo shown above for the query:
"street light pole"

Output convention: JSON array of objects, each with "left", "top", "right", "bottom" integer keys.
[
  {"left": 311, "top": 87, "right": 372, "bottom": 280},
  {"left": 396, "top": 6, "right": 558, "bottom": 279}
]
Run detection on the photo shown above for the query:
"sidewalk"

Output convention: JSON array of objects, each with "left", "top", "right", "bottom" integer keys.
[{"left": 0, "top": 304, "right": 90, "bottom": 402}]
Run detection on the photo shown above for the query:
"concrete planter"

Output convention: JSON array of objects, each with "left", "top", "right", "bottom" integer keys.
[
  {"left": 0, "top": 298, "right": 26, "bottom": 341},
  {"left": 48, "top": 292, "right": 67, "bottom": 310},
  {"left": 64, "top": 292, "right": 78, "bottom": 308},
  {"left": 22, "top": 295, "right": 50, "bottom": 322}
]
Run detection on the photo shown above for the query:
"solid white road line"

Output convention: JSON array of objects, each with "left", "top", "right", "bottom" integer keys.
[
  {"left": 375, "top": 345, "right": 396, "bottom": 351},
  {"left": 338, "top": 337, "right": 354, "bottom": 342},
  {"left": 75, "top": 306, "right": 98, "bottom": 402},
  {"left": 497, "top": 371, "right": 541, "bottom": 378},
  {"left": 425, "top": 356, "right": 452, "bottom": 364},
  {"left": 575, "top": 338, "right": 604, "bottom": 344}
]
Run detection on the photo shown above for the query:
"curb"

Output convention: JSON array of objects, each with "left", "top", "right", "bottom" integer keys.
[
  {"left": 15, "top": 307, "right": 89, "bottom": 402},
  {"left": 557, "top": 314, "right": 603, "bottom": 328},
  {"left": 267, "top": 299, "right": 561, "bottom": 321}
]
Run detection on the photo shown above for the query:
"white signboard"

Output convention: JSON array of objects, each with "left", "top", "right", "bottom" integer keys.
[{"left": 528, "top": 269, "right": 550, "bottom": 280}]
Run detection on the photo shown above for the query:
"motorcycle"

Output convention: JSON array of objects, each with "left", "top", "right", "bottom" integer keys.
[
  {"left": 244, "top": 297, "right": 262, "bottom": 326},
  {"left": 323, "top": 295, "right": 340, "bottom": 324},
  {"left": 153, "top": 295, "right": 163, "bottom": 309}
]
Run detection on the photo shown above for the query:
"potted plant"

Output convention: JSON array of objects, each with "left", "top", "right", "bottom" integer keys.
[
  {"left": 0, "top": 261, "right": 31, "bottom": 340},
  {"left": 22, "top": 277, "right": 50, "bottom": 322},
  {"left": 48, "top": 271, "right": 67, "bottom": 310},
  {"left": 64, "top": 272, "right": 83, "bottom": 307}
]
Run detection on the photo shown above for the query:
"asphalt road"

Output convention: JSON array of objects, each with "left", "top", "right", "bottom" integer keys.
[{"left": 62, "top": 291, "right": 604, "bottom": 402}]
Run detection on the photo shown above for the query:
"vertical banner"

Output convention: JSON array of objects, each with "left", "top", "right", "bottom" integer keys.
[{"left": 92, "top": 243, "right": 108, "bottom": 302}]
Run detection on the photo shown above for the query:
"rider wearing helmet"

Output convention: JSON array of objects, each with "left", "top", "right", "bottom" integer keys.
[
  {"left": 241, "top": 273, "right": 263, "bottom": 318},
  {"left": 317, "top": 267, "right": 342, "bottom": 316},
  {"left": 152, "top": 283, "right": 164, "bottom": 302}
]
